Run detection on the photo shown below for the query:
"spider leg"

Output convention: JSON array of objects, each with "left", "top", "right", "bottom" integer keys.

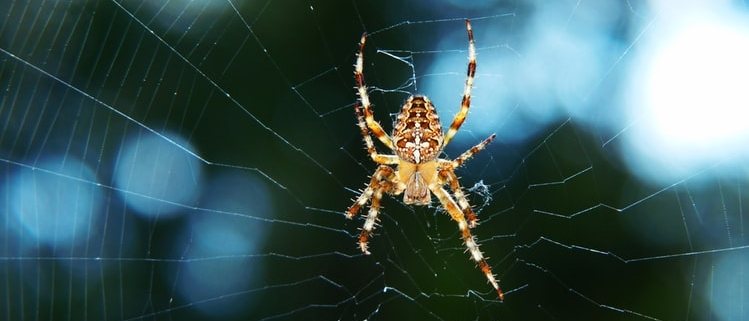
[
  {"left": 439, "top": 168, "right": 480, "bottom": 228},
  {"left": 435, "top": 133, "right": 495, "bottom": 227},
  {"left": 358, "top": 183, "right": 386, "bottom": 255},
  {"left": 448, "top": 133, "right": 496, "bottom": 169},
  {"left": 355, "top": 33, "right": 395, "bottom": 150},
  {"left": 355, "top": 102, "right": 399, "bottom": 165},
  {"left": 442, "top": 19, "right": 477, "bottom": 148},
  {"left": 429, "top": 182, "right": 504, "bottom": 301},
  {"left": 347, "top": 165, "right": 398, "bottom": 254}
]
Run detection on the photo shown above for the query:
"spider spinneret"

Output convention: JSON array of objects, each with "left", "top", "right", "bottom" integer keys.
[{"left": 346, "top": 20, "right": 504, "bottom": 301}]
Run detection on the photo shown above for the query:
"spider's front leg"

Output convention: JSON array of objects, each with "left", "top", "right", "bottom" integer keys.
[
  {"left": 347, "top": 165, "right": 401, "bottom": 254},
  {"left": 429, "top": 182, "right": 504, "bottom": 300},
  {"left": 437, "top": 134, "right": 496, "bottom": 228},
  {"left": 439, "top": 167, "right": 480, "bottom": 228}
]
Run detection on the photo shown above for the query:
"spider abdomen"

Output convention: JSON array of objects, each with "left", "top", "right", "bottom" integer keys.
[{"left": 393, "top": 95, "right": 444, "bottom": 164}]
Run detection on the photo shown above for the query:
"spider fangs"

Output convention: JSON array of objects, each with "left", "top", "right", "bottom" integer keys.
[{"left": 346, "top": 20, "right": 504, "bottom": 301}]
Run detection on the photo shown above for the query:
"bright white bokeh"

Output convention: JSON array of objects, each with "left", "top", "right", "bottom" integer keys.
[
  {"left": 114, "top": 131, "right": 202, "bottom": 219},
  {"left": 646, "top": 24, "right": 749, "bottom": 146},
  {"left": 623, "top": 3, "right": 749, "bottom": 184}
]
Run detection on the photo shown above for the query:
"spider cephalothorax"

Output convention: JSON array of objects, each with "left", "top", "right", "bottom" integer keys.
[{"left": 346, "top": 20, "right": 504, "bottom": 300}]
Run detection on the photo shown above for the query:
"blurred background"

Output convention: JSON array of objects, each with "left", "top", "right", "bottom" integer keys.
[{"left": 2, "top": 0, "right": 749, "bottom": 320}]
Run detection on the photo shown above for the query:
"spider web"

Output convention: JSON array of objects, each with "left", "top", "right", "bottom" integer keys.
[{"left": 2, "top": 0, "right": 749, "bottom": 320}]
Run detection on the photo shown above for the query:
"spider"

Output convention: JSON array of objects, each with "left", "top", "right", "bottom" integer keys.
[{"left": 346, "top": 20, "right": 503, "bottom": 301}]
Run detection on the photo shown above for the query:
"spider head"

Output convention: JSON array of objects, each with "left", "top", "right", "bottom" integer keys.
[
  {"left": 392, "top": 95, "right": 444, "bottom": 164},
  {"left": 398, "top": 160, "right": 438, "bottom": 205}
]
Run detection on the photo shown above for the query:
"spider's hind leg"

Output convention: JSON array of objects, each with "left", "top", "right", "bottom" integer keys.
[
  {"left": 354, "top": 33, "right": 395, "bottom": 151},
  {"left": 354, "top": 103, "right": 399, "bottom": 165},
  {"left": 443, "top": 19, "right": 477, "bottom": 148}
]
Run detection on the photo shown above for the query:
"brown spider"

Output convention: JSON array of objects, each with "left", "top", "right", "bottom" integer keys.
[{"left": 346, "top": 20, "right": 503, "bottom": 300}]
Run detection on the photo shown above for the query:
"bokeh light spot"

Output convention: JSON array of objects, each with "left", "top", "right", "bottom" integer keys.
[
  {"left": 114, "top": 132, "right": 202, "bottom": 219},
  {"left": 623, "top": 5, "right": 749, "bottom": 184},
  {"left": 5, "top": 156, "right": 102, "bottom": 250},
  {"left": 166, "top": 172, "right": 272, "bottom": 318}
]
